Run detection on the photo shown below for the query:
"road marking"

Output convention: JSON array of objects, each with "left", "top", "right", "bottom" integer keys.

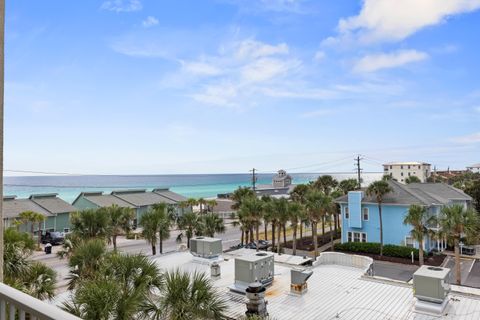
[{"left": 469, "top": 259, "right": 476, "bottom": 274}]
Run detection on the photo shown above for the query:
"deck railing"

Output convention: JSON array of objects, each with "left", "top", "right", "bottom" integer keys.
[{"left": 0, "top": 283, "right": 80, "bottom": 320}]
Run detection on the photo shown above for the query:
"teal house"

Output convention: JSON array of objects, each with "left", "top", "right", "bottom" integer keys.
[
  {"left": 3, "top": 193, "right": 77, "bottom": 234},
  {"left": 72, "top": 188, "right": 188, "bottom": 227},
  {"left": 336, "top": 181, "right": 472, "bottom": 252}
]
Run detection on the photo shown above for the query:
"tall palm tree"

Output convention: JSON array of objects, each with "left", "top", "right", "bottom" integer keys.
[
  {"left": 21, "top": 262, "right": 57, "bottom": 300},
  {"left": 338, "top": 178, "right": 358, "bottom": 195},
  {"left": 200, "top": 213, "right": 225, "bottom": 238},
  {"left": 403, "top": 204, "right": 431, "bottom": 266},
  {"left": 67, "top": 238, "right": 107, "bottom": 290},
  {"left": 366, "top": 180, "right": 393, "bottom": 256},
  {"left": 197, "top": 198, "right": 207, "bottom": 214},
  {"left": 231, "top": 187, "right": 255, "bottom": 210},
  {"left": 104, "top": 205, "right": 135, "bottom": 251},
  {"left": 438, "top": 204, "right": 479, "bottom": 285},
  {"left": 260, "top": 195, "right": 272, "bottom": 241},
  {"left": 141, "top": 270, "right": 228, "bottom": 320},
  {"left": 273, "top": 198, "right": 288, "bottom": 254},
  {"left": 177, "top": 211, "right": 200, "bottom": 249},
  {"left": 262, "top": 200, "right": 277, "bottom": 250},
  {"left": 313, "top": 175, "right": 338, "bottom": 196},
  {"left": 18, "top": 210, "right": 45, "bottom": 240},
  {"left": 305, "top": 189, "right": 323, "bottom": 260},
  {"left": 186, "top": 198, "right": 199, "bottom": 213},
  {"left": 288, "top": 201, "right": 305, "bottom": 256},
  {"left": 239, "top": 197, "right": 263, "bottom": 251},
  {"left": 139, "top": 209, "right": 161, "bottom": 255}
]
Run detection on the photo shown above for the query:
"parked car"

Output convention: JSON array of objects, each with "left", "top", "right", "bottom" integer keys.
[
  {"left": 245, "top": 240, "right": 270, "bottom": 250},
  {"left": 462, "top": 246, "right": 476, "bottom": 256},
  {"left": 41, "top": 231, "right": 65, "bottom": 245}
]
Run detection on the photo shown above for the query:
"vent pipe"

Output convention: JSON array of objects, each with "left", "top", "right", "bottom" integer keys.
[{"left": 245, "top": 282, "right": 268, "bottom": 318}]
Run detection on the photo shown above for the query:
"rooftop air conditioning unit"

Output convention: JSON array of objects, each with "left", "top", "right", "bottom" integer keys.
[
  {"left": 413, "top": 265, "right": 450, "bottom": 315},
  {"left": 232, "top": 252, "right": 274, "bottom": 293},
  {"left": 189, "top": 237, "right": 222, "bottom": 259}
]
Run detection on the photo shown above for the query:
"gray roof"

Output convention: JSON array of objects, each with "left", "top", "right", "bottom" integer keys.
[
  {"left": 3, "top": 196, "right": 52, "bottom": 219},
  {"left": 75, "top": 192, "right": 137, "bottom": 209},
  {"left": 254, "top": 184, "right": 296, "bottom": 197},
  {"left": 467, "top": 163, "right": 480, "bottom": 168},
  {"left": 335, "top": 181, "right": 471, "bottom": 206},
  {"left": 152, "top": 188, "right": 188, "bottom": 202},
  {"left": 111, "top": 189, "right": 176, "bottom": 207},
  {"left": 30, "top": 193, "right": 77, "bottom": 214}
]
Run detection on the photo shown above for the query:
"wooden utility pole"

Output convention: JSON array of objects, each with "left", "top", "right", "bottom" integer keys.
[
  {"left": 0, "top": 0, "right": 5, "bottom": 282},
  {"left": 355, "top": 155, "right": 362, "bottom": 189},
  {"left": 250, "top": 168, "right": 257, "bottom": 191}
]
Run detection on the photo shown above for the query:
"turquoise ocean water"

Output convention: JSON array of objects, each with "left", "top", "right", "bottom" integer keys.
[{"left": 4, "top": 173, "right": 383, "bottom": 203}]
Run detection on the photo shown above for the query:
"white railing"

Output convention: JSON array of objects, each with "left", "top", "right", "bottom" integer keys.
[
  {"left": 0, "top": 283, "right": 80, "bottom": 320},
  {"left": 314, "top": 252, "right": 374, "bottom": 275}
]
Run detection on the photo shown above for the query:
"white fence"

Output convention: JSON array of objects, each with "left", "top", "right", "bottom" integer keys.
[
  {"left": 314, "top": 252, "right": 374, "bottom": 275},
  {"left": 0, "top": 283, "right": 80, "bottom": 320}
]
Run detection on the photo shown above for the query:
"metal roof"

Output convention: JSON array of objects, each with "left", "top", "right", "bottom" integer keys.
[
  {"left": 111, "top": 190, "right": 176, "bottom": 207},
  {"left": 152, "top": 250, "right": 480, "bottom": 320},
  {"left": 152, "top": 188, "right": 188, "bottom": 202},
  {"left": 76, "top": 192, "right": 137, "bottom": 209},
  {"left": 29, "top": 194, "right": 77, "bottom": 214}
]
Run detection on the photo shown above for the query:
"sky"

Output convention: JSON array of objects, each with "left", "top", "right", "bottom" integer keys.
[{"left": 5, "top": 0, "right": 480, "bottom": 175}]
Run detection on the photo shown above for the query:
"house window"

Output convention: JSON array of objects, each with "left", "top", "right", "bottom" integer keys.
[
  {"left": 363, "top": 207, "right": 369, "bottom": 221},
  {"left": 401, "top": 172, "right": 404, "bottom": 176},
  {"left": 406, "top": 236, "right": 415, "bottom": 248},
  {"left": 401, "top": 165, "right": 404, "bottom": 169},
  {"left": 349, "top": 232, "right": 367, "bottom": 243},
  {"left": 345, "top": 207, "right": 349, "bottom": 219},
  {"left": 390, "top": 166, "right": 392, "bottom": 169},
  {"left": 408, "top": 172, "right": 411, "bottom": 176},
  {"left": 418, "top": 165, "right": 421, "bottom": 169}
]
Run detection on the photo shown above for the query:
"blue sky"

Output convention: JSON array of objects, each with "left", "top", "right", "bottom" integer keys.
[{"left": 5, "top": 0, "right": 480, "bottom": 175}]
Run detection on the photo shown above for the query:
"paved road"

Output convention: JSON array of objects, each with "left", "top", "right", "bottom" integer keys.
[
  {"left": 443, "top": 256, "right": 475, "bottom": 285},
  {"left": 466, "top": 259, "right": 480, "bottom": 288}
]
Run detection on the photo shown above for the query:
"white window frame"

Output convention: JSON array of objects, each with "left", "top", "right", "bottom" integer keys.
[
  {"left": 361, "top": 233, "right": 367, "bottom": 243},
  {"left": 348, "top": 232, "right": 367, "bottom": 243},
  {"left": 344, "top": 206, "right": 349, "bottom": 219},
  {"left": 405, "top": 236, "right": 415, "bottom": 248},
  {"left": 347, "top": 231, "right": 352, "bottom": 242},
  {"left": 362, "top": 207, "right": 369, "bottom": 221}
]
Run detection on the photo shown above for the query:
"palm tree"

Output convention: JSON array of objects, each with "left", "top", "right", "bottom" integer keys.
[
  {"left": 273, "top": 198, "right": 288, "bottom": 254},
  {"left": 405, "top": 176, "right": 421, "bottom": 184},
  {"left": 197, "top": 198, "right": 207, "bottom": 214},
  {"left": 70, "top": 208, "right": 109, "bottom": 239},
  {"left": 288, "top": 201, "right": 305, "bottom": 256},
  {"left": 104, "top": 205, "right": 135, "bottom": 251},
  {"left": 200, "top": 213, "right": 225, "bottom": 238},
  {"left": 239, "top": 197, "right": 263, "bottom": 251},
  {"left": 338, "top": 178, "right": 358, "bottom": 195},
  {"left": 305, "top": 189, "right": 323, "bottom": 260},
  {"left": 403, "top": 204, "right": 431, "bottom": 266},
  {"left": 313, "top": 175, "right": 338, "bottom": 196},
  {"left": 262, "top": 200, "right": 276, "bottom": 250},
  {"left": 177, "top": 211, "right": 200, "bottom": 249},
  {"left": 67, "top": 238, "right": 107, "bottom": 290},
  {"left": 142, "top": 270, "right": 228, "bottom": 320},
  {"left": 21, "top": 262, "right": 57, "bottom": 300},
  {"left": 260, "top": 195, "right": 272, "bottom": 241},
  {"left": 366, "top": 180, "right": 393, "bottom": 256},
  {"left": 231, "top": 187, "right": 255, "bottom": 210},
  {"left": 139, "top": 209, "right": 161, "bottom": 255},
  {"left": 438, "top": 204, "right": 479, "bottom": 285},
  {"left": 206, "top": 199, "right": 218, "bottom": 213},
  {"left": 186, "top": 198, "right": 199, "bottom": 213},
  {"left": 18, "top": 210, "right": 46, "bottom": 245}
]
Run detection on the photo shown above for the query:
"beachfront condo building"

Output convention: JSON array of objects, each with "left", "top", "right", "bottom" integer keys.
[
  {"left": 383, "top": 161, "right": 432, "bottom": 183},
  {"left": 335, "top": 180, "right": 471, "bottom": 252}
]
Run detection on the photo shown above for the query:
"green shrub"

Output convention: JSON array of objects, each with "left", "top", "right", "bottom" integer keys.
[{"left": 334, "top": 242, "right": 419, "bottom": 259}]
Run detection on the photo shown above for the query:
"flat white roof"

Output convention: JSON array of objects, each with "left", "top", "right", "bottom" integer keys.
[
  {"left": 152, "top": 250, "right": 480, "bottom": 320},
  {"left": 384, "top": 162, "right": 431, "bottom": 166}
]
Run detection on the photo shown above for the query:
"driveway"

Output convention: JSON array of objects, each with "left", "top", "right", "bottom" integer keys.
[
  {"left": 466, "top": 259, "right": 480, "bottom": 288},
  {"left": 443, "top": 256, "right": 475, "bottom": 285},
  {"left": 373, "top": 261, "right": 418, "bottom": 282}
]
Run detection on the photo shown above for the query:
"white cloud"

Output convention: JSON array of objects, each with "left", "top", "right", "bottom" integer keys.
[
  {"left": 333, "top": 0, "right": 480, "bottom": 43},
  {"left": 314, "top": 51, "right": 325, "bottom": 61},
  {"left": 181, "top": 61, "right": 223, "bottom": 76},
  {"left": 240, "top": 58, "right": 299, "bottom": 82},
  {"left": 475, "top": 106, "right": 480, "bottom": 113},
  {"left": 232, "top": 39, "right": 289, "bottom": 60},
  {"left": 142, "top": 16, "right": 158, "bottom": 28},
  {"left": 101, "top": 0, "right": 142, "bottom": 12},
  {"left": 192, "top": 83, "right": 239, "bottom": 108},
  {"left": 300, "top": 109, "right": 335, "bottom": 118},
  {"left": 353, "top": 50, "right": 428, "bottom": 73},
  {"left": 450, "top": 132, "right": 480, "bottom": 144}
]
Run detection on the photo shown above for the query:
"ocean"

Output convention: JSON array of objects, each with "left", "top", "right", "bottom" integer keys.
[{"left": 4, "top": 173, "right": 383, "bottom": 203}]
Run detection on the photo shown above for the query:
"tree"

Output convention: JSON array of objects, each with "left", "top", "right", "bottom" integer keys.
[
  {"left": 200, "top": 213, "right": 225, "bottom": 238},
  {"left": 288, "top": 201, "right": 305, "bottom": 256},
  {"left": 231, "top": 187, "right": 255, "bottom": 210},
  {"left": 186, "top": 198, "right": 198, "bottom": 213},
  {"left": 312, "top": 175, "right": 338, "bottom": 195},
  {"left": 206, "top": 199, "right": 218, "bottom": 213},
  {"left": 464, "top": 180, "right": 480, "bottom": 212},
  {"left": 337, "top": 178, "right": 358, "bottom": 195},
  {"left": 70, "top": 208, "right": 109, "bottom": 239},
  {"left": 67, "top": 238, "right": 107, "bottom": 290},
  {"left": 21, "top": 262, "right": 57, "bottom": 300},
  {"left": 405, "top": 176, "right": 421, "bottom": 184},
  {"left": 366, "top": 180, "right": 393, "bottom": 256},
  {"left": 177, "top": 211, "right": 200, "bottom": 249},
  {"left": 104, "top": 205, "right": 135, "bottom": 251},
  {"left": 197, "top": 198, "right": 207, "bottom": 214},
  {"left": 239, "top": 197, "right": 263, "bottom": 251},
  {"left": 139, "top": 209, "right": 161, "bottom": 255},
  {"left": 305, "top": 190, "right": 323, "bottom": 260},
  {"left": 403, "top": 204, "right": 431, "bottom": 266},
  {"left": 438, "top": 204, "right": 479, "bottom": 285},
  {"left": 141, "top": 270, "right": 228, "bottom": 320},
  {"left": 18, "top": 210, "right": 46, "bottom": 247},
  {"left": 273, "top": 198, "right": 288, "bottom": 254},
  {"left": 262, "top": 199, "right": 276, "bottom": 250}
]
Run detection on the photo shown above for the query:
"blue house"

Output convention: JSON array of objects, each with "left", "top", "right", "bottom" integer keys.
[{"left": 335, "top": 181, "right": 472, "bottom": 252}]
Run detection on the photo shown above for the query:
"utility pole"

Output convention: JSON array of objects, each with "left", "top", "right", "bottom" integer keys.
[
  {"left": 250, "top": 168, "right": 257, "bottom": 191},
  {"left": 0, "top": 0, "right": 5, "bottom": 282},
  {"left": 354, "top": 155, "right": 363, "bottom": 189}
]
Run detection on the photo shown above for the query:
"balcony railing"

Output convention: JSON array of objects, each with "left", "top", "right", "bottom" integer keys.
[{"left": 0, "top": 283, "right": 80, "bottom": 320}]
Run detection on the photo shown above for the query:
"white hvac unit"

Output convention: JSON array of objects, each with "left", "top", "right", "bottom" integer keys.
[
  {"left": 413, "top": 265, "right": 451, "bottom": 315},
  {"left": 231, "top": 252, "right": 274, "bottom": 293}
]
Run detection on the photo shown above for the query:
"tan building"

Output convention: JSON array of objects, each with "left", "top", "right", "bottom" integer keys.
[{"left": 383, "top": 162, "right": 431, "bottom": 183}]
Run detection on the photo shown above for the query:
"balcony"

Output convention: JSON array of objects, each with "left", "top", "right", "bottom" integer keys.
[{"left": 0, "top": 283, "right": 80, "bottom": 320}]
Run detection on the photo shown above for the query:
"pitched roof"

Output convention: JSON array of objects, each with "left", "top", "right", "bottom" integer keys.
[
  {"left": 152, "top": 188, "right": 188, "bottom": 202},
  {"left": 75, "top": 192, "right": 137, "bottom": 209},
  {"left": 335, "top": 181, "right": 471, "bottom": 206},
  {"left": 111, "top": 189, "right": 176, "bottom": 206},
  {"left": 3, "top": 196, "right": 52, "bottom": 219},
  {"left": 29, "top": 193, "right": 77, "bottom": 214}
]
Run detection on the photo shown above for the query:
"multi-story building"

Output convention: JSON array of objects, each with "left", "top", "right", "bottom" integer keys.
[
  {"left": 383, "top": 161, "right": 431, "bottom": 183},
  {"left": 335, "top": 180, "right": 472, "bottom": 252}
]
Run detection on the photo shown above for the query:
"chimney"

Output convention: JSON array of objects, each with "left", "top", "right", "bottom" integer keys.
[
  {"left": 290, "top": 268, "right": 313, "bottom": 295},
  {"left": 245, "top": 282, "right": 268, "bottom": 318}
]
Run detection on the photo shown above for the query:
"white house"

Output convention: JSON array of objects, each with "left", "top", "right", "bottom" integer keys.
[{"left": 383, "top": 162, "right": 431, "bottom": 183}]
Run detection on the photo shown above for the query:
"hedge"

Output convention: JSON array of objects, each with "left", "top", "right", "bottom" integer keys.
[{"left": 334, "top": 242, "right": 419, "bottom": 259}]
